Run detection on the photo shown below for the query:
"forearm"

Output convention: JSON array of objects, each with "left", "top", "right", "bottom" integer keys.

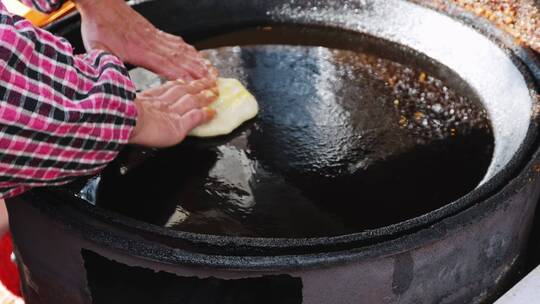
[{"left": 0, "top": 200, "right": 7, "bottom": 237}]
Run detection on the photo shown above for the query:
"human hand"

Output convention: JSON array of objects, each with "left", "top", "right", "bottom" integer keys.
[
  {"left": 129, "top": 78, "right": 218, "bottom": 147},
  {"left": 76, "top": 0, "right": 214, "bottom": 81}
]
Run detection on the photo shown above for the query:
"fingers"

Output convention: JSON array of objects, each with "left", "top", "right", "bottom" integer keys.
[
  {"left": 139, "top": 77, "right": 218, "bottom": 101},
  {"left": 138, "top": 79, "right": 186, "bottom": 97},
  {"left": 156, "top": 31, "right": 199, "bottom": 60},
  {"left": 140, "top": 78, "right": 218, "bottom": 116},
  {"left": 154, "top": 56, "right": 196, "bottom": 81},
  {"left": 175, "top": 108, "right": 216, "bottom": 138},
  {"left": 169, "top": 90, "right": 217, "bottom": 115},
  {"left": 207, "top": 63, "right": 219, "bottom": 80},
  {"left": 182, "top": 77, "right": 217, "bottom": 95},
  {"left": 127, "top": 27, "right": 219, "bottom": 81},
  {"left": 158, "top": 34, "right": 197, "bottom": 56},
  {"left": 149, "top": 31, "right": 213, "bottom": 80},
  {"left": 143, "top": 34, "right": 201, "bottom": 79},
  {"left": 158, "top": 30, "right": 187, "bottom": 44},
  {"left": 184, "top": 61, "right": 208, "bottom": 80},
  {"left": 129, "top": 96, "right": 217, "bottom": 148},
  {"left": 154, "top": 84, "right": 194, "bottom": 104}
]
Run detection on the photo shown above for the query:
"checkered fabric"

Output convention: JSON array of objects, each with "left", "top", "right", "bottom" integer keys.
[{"left": 0, "top": 1, "right": 137, "bottom": 199}]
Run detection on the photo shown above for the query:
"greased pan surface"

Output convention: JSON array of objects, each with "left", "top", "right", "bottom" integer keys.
[{"left": 82, "top": 25, "right": 494, "bottom": 238}]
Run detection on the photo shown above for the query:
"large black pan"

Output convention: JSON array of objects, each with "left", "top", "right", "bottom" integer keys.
[
  {"left": 84, "top": 34, "right": 494, "bottom": 239},
  {"left": 7, "top": 0, "right": 540, "bottom": 303}
]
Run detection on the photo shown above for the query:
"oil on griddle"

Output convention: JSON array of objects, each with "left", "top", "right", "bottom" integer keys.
[{"left": 79, "top": 25, "right": 493, "bottom": 238}]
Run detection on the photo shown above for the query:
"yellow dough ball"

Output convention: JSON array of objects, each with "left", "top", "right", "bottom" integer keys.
[{"left": 189, "top": 78, "right": 259, "bottom": 137}]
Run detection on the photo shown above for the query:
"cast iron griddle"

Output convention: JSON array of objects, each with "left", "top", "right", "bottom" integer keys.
[{"left": 79, "top": 26, "right": 494, "bottom": 238}]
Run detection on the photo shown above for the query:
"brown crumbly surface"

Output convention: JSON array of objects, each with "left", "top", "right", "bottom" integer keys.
[
  {"left": 348, "top": 53, "right": 490, "bottom": 141},
  {"left": 415, "top": 0, "right": 539, "bottom": 52}
]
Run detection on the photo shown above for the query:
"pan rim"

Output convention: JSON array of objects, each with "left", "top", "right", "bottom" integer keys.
[{"left": 26, "top": 0, "right": 540, "bottom": 262}]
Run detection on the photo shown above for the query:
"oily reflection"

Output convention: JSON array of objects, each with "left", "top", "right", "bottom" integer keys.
[{"left": 85, "top": 27, "right": 493, "bottom": 238}]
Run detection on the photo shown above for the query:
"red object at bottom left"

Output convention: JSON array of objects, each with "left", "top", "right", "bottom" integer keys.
[{"left": 0, "top": 233, "right": 22, "bottom": 302}]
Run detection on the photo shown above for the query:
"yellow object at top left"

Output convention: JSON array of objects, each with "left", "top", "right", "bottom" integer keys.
[{"left": 1, "top": 0, "right": 75, "bottom": 27}]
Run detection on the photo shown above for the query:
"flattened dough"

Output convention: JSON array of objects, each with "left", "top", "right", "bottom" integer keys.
[{"left": 189, "top": 78, "right": 259, "bottom": 137}]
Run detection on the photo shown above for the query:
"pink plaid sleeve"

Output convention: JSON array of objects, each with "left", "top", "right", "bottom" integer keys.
[
  {"left": 0, "top": 5, "right": 138, "bottom": 199},
  {"left": 20, "top": 0, "right": 65, "bottom": 14}
]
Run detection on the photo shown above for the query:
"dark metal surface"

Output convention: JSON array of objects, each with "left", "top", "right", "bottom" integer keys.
[
  {"left": 40, "top": 0, "right": 538, "bottom": 250},
  {"left": 7, "top": 0, "right": 540, "bottom": 303},
  {"left": 85, "top": 42, "right": 493, "bottom": 238}
]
